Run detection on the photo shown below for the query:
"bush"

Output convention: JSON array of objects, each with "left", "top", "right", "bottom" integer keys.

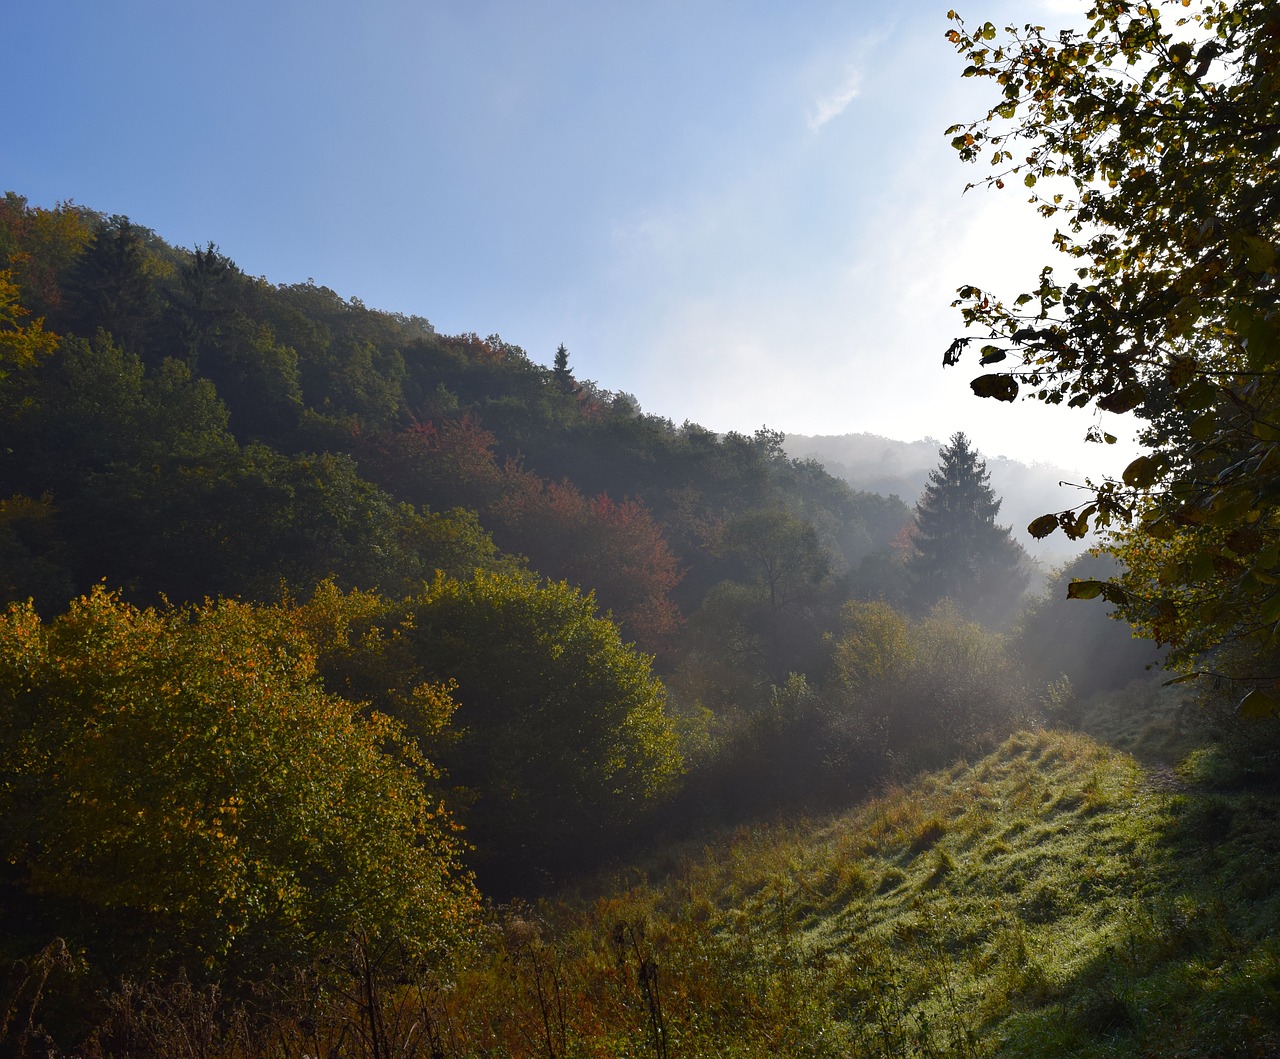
[
  {"left": 829, "top": 599, "right": 1032, "bottom": 771},
  {"left": 0, "top": 588, "right": 478, "bottom": 981}
]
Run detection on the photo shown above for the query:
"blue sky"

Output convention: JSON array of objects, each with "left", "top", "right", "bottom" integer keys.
[{"left": 7, "top": 0, "right": 1129, "bottom": 475}]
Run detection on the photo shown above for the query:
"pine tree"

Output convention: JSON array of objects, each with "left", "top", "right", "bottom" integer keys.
[
  {"left": 907, "top": 432, "right": 1028, "bottom": 625},
  {"left": 552, "top": 342, "right": 573, "bottom": 392}
]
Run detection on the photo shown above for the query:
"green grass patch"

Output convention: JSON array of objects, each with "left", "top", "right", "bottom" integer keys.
[{"left": 442, "top": 727, "right": 1280, "bottom": 1057}]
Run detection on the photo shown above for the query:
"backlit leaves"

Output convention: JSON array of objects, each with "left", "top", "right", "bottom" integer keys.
[{"left": 944, "top": 0, "right": 1280, "bottom": 674}]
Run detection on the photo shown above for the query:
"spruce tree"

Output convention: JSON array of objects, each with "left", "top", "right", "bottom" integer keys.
[
  {"left": 907, "top": 432, "right": 1028, "bottom": 625},
  {"left": 552, "top": 342, "right": 573, "bottom": 392}
]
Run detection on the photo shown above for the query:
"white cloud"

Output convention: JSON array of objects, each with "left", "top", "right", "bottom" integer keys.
[{"left": 807, "top": 66, "right": 862, "bottom": 131}]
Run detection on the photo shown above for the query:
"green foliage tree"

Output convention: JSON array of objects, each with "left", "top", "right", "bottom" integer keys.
[
  {"left": 0, "top": 588, "right": 477, "bottom": 980},
  {"left": 723, "top": 508, "right": 830, "bottom": 618},
  {"left": 552, "top": 342, "right": 573, "bottom": 393},
  {"left": 943, "top": 2, "right": 1280, "bottom": 695},
  {"left": 62, "top": 216, "right": 162, "bottom": 356},
  {"left": 906, "top": 433, "right": 1029, "bottom": 625},
  {"left": 397, "top": 572, "right": 682, "bottom": 891},
  {"left": 829, "top": 599, "right": 1030, "bottom": 770}
]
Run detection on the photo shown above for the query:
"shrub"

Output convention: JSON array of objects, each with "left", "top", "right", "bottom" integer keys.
[{"left": 0, "top": 588, "right": 478, "bottom": 980}]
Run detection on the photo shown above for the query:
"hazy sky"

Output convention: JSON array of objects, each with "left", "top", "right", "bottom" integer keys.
[{"left": 7, "top": 0, "right": 1133, "bottom": 476}]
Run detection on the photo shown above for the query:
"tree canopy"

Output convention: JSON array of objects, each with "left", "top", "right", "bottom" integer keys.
[
  {"left": 306, "top": 574, "right": 685, "bottom": 892},
  {"left": 0, "top": 588, "right": 478, "bottom": 979},
  {"left": 944, "top": 1, "right": 1280, "bottom": 700}
]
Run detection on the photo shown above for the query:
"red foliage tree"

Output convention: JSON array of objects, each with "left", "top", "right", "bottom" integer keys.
[{"left": 491, "top": 466, "right": 683, "bottom": 651}]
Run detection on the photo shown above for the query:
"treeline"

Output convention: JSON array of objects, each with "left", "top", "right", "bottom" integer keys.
[
  {"left": 0, "top": 196, "right": 910, "bottom": 646},
  {"left": 0, "top": 195, "right": 1155, "bottom": 1040}
]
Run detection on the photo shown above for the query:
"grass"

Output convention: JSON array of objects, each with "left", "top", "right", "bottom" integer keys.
[
  {"left": 13, "top": 722, "right": 1280, "bottom": 1056},
  {"left": 468, "top": 725, "right": 1280, "bottom": 1057}
]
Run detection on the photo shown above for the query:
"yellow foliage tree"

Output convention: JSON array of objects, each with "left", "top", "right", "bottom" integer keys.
[{"left": 0, "top": 588, "right": 478, "bottom": 979}]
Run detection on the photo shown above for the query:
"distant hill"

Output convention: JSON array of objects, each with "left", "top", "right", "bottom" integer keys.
[{"left": 785, "top": 431, "right": 1092, "bottom": 565}]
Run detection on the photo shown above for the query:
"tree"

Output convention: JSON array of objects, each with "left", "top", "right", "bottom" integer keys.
[
  {"left": 0, "top": 270, "right": 57, "bottom": 380},
  {"left": 906, "top": 433, "right": 1028, "bottom": 625},
  {"left": 0, "top": 194, "right": 94, "bottom": 318},
  {"left": 490, "top": 469, "right": 684, "bottom": 651},
  {"left": 0, "top": 588, "right": 478, "bottom": 980},
  {"left": 943, "top": 2, "right": 1280, "bottom": 696},
  {"left": 829, "top": 599, "right": 1029, "bottom": 770},
  {"left": 680, "top": 508, "right": 834, "bottom": 697},
  {"left": 723, "top": 508, "right": 829, "bottom": 618},
  {"left": 395, "top": 572, "right": 682, "bottom": 892},
  {"left": 62, "top": 217, "right": 161, "bottom": 356},
  {"left": 553, "top": 342, "right": 573, "bottom": 392}
]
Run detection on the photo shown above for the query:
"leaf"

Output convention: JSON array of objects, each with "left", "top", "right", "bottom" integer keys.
[
  {"left": 1028, "top": 513, "right": 1059, "bottom": 538},
  {"left": 1190, "top": 412, "right": 1217, "bottom": 440},
  {"left": 1122, "top": 454, "right": 1162, "bottom": 488},
  {"left": 1096, "top": 383, "right": 1145, "bottom": 414},
  {"left": 1239, "top": 689, "right": 1280, "bottom": 719},
  {"left": 970, "top": 374, "right": 1019, "bottom": 401},
  {"left": 1225, "top": 527, "right": 1263, "bottom": 556},
  {"left": 1066, "top": 579, "right": 1104, "bottom": 600}
]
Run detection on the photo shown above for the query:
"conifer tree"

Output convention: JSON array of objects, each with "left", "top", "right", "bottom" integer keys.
[
  {"left": 552, "top": 342, "right": 573, "bottom": 392},
  {"left": 907, "top": 432, "right": 1028, "bottom": 626}
]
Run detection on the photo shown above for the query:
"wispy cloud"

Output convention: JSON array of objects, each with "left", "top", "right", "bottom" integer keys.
[{"left": 807, "top": 66, "right": 862, "bottom": 131}]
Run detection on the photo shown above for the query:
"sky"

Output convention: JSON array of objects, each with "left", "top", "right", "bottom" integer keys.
[{"left": 6, "top": 0, "right": 1135, "bottom": 478}]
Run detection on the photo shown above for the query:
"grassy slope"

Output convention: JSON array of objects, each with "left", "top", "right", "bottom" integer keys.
[{"left": 453, "top": 724, "right": 1280, "bottom": 1057}]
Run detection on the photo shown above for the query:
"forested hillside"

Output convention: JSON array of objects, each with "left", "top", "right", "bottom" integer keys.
[
  {"left": 6, "top": 0, "right": 1280, "bottom": 1051},
  {"left": 0, "top": 181, "right": 1229, "bottom": 1056}
]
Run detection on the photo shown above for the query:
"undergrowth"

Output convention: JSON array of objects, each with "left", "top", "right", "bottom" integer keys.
[{"left": 7, "top": 728, "right": 1279, "bottom": 1056}]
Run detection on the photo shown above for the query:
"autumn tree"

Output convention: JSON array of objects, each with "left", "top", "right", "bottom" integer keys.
[
  {"left": 357, "top": 414, "right": 507, "bottom": 514},
  {"left": 0, "top": 270, "right": 57, "bottom": 380},
  {"left": 0, "top": 588, "right": 478, "bottom": 980},
  {"left": 0, "top": 193, "right": 93, "bottom": 317},
  {"left": 490, "top": 468, "right": 684, "bottom": 650},
  {"left": 943, "top": 2, "right": 1280, "bottom": 702},
  {"left": 906, "top": 433, "right": 1029, "bottom": 625}
]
